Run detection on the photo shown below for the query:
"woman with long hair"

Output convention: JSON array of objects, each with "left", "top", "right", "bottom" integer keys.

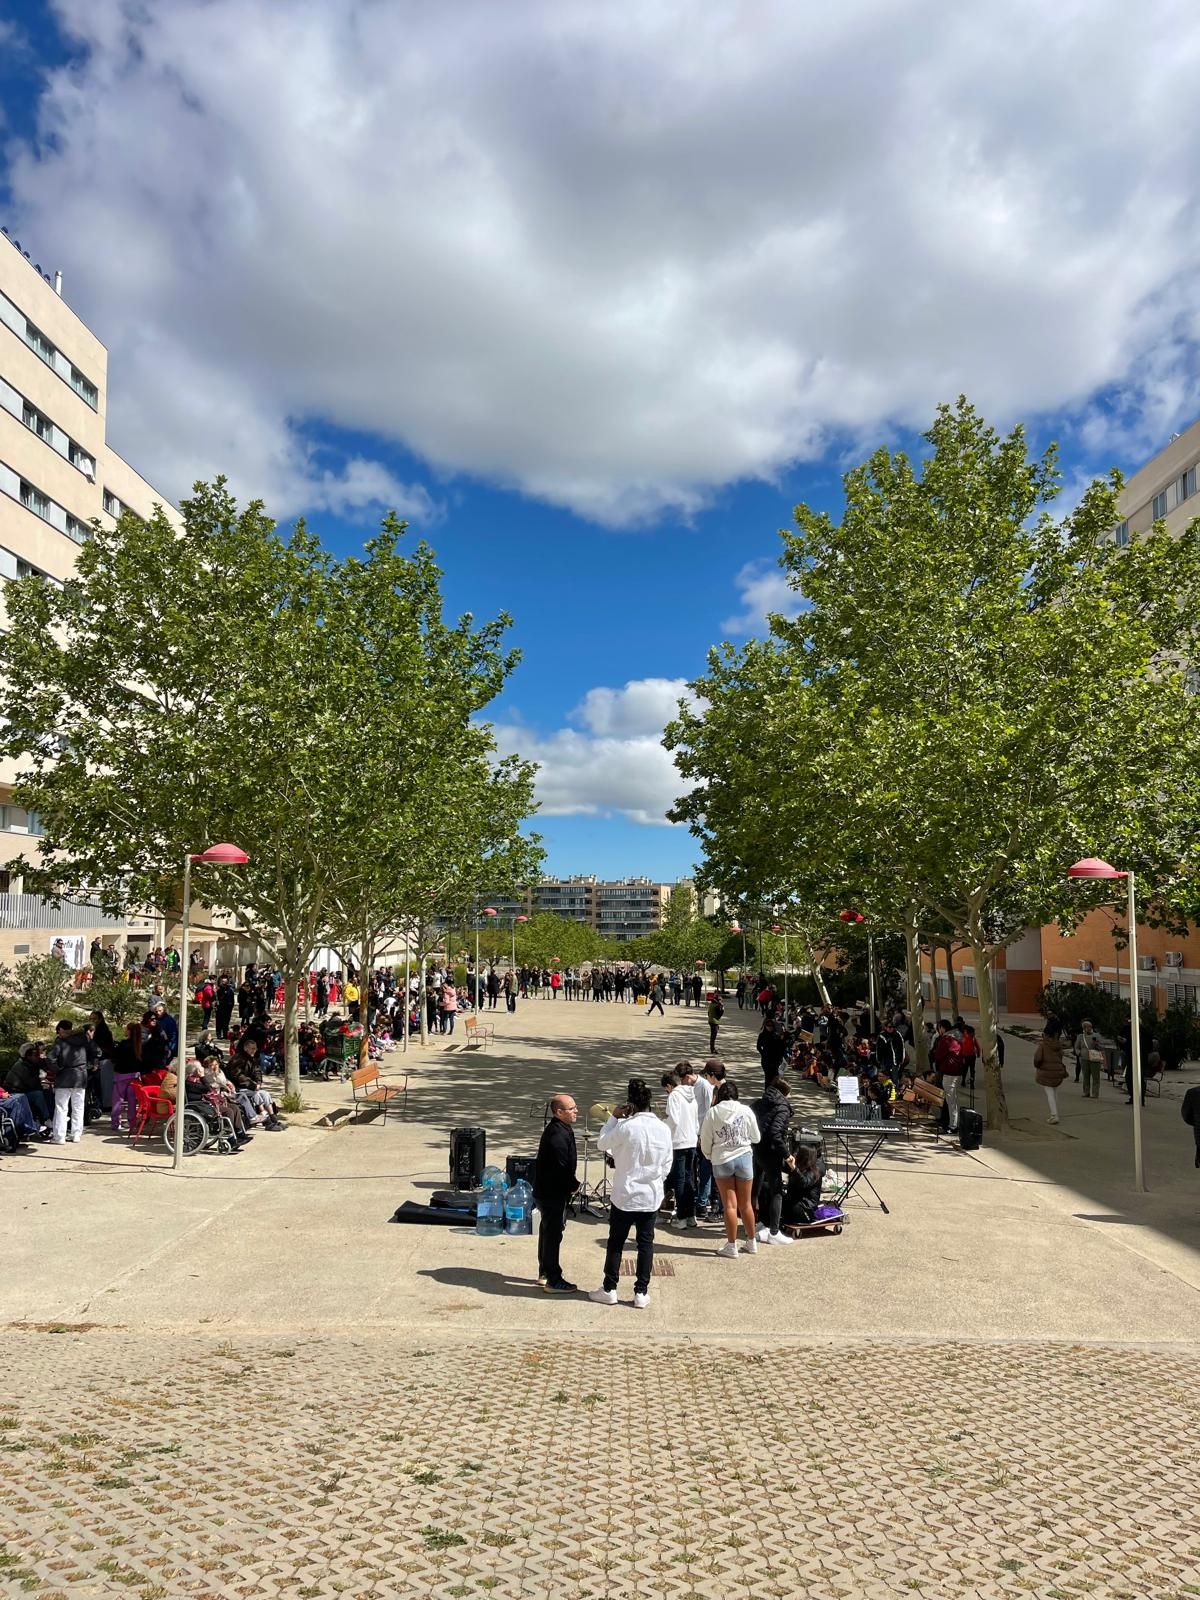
[{"left": 699, "top": 1077, "right": 761, "bottom": 1259}]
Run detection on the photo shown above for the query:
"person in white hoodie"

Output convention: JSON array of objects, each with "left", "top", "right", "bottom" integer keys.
[
  {"left": 663, "top": 1063, "right": 700, "bottom": 1229},
  {"left": 589, "top": 1078, "right": 674, "bottom": 1309},
  {"left": 699, "top": 1077, "right": 761, "bottom": 1259}
]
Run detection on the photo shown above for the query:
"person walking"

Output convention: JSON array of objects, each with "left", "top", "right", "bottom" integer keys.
[
  {"left": 1034, "top": 1015, "right": 1068, "bottom": 1124},
  {"left": 700, "top": 1078, "right": 761, "bottom": 1258},
  {"left": 589, "top": 1080, "right": 673, "bottom": 1310},
  {"left": 663, "top": 1064, "right": 700, "bottom": 1230},
  {"left": 47, "top": 1019, "right": 100, "bottom": 1144},
  {"left": 751, "top": 1075, "right": 794, "bottom": 1246},
  {"left": 1074, "top": 1019, "right": 1103, "bottom": 1099},
  {"left": 647, "top": 975, "right": 666, "bottom": 1016},
  {"left": 756, "top": 1017, "right": 787, "bottom": 1086},
  {"left": 931, "top": 1019, "right": 964, "bottom": 1133},
  {"left": 707, "top": 991, "right": 724, "bottom": 1054},
  {"left": 1182, "top": 1083, "right": 1200, "bottom": 1169},
  {"left": 196, "top": 976, "right": 216, "bottom": 1032},
  {"left": 534, "top": 1094, "right": 580, "bottom": 1293}
]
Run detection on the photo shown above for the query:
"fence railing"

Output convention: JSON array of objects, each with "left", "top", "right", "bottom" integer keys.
[{"left": 0, "top": 894, "right": 147, "bottom": 931}]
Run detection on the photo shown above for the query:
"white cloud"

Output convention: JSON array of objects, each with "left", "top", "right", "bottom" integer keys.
[
  {"left": 9, "top": 1, "right": 1200, "bottom": 524},
  {"left": 497, "top": 676, "right": 700, "bottom": 823},
  {"left": 722, "top": 559, "right": 807, "bottom": 635}
]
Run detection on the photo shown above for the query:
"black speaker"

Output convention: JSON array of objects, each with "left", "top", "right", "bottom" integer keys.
[
  {"left": 506, "top": 1153, "right": 537, "bottom": 1187},
  {"left": 450, "top": 1126, "right": 486, "bottom": 1190},
  {"left": 958, "top": 1108, "right": 983, "bottom": 1151}
]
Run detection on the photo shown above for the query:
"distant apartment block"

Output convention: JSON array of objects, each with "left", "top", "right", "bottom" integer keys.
[{"left": 476, "top": 876, "right": 692, "bottom": 943}]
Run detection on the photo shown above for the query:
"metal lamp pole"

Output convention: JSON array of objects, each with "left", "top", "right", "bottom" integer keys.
[
  {"left": 173, "top": 843, "right": 248, "bottom": 1173},
  {"left": 479, "top": 907, "right": 497, "bottom": 1009},
  {"left": 1068, "top": 858, "right": 1145, "bottom": 1192},
  {"left": 512, "top": 913, "right": 528, "bottom": 972}
]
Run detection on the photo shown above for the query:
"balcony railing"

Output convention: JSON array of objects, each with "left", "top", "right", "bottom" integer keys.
[{"left": 0, "top": 894, "right": 149, "bottom": 931}]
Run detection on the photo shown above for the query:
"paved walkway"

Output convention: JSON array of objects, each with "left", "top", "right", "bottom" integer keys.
[{"left": 2, "top": 998, "right": 1198, "bottom": 1597}]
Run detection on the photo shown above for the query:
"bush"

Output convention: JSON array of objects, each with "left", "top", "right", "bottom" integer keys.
[
  {"left": 0, "top": 998, "right": 30, "bottom": 1055},
  {"left": 453, "top": 964, "right": 468, "bottom": 988},
  {"left": 1153, "top": 1003, "right": 1200, "bottom": 1070},
  {"left": 1036, "top": 981, "right": 1156, "bottom": 1045},
  {"left": 85, "top": 972, "right": 147, "bottom": 1028},
  {"left": 9, "top": 954, "right": 76, "bottom": 1026}
]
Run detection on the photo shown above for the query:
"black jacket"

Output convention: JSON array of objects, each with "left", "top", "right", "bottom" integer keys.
[
  {"left": 751, "top": 1085, "right": 793, "bottom": 1163},
  {"left": 534, "top": 1117, "right": 578, "bottom": 1204},
  {"left": 1182, "top": 1086, "right": 1200, "bottom": 1129},
  {"left": 756, "top": 1028, "right": 787, "bottom": 1079}
]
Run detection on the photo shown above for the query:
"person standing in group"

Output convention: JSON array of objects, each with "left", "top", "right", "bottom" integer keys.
[
  {"left": 648, "top": 974, "right": 666, "bottom": 1016},
  {"left": 691, "top": 972, "right": 703, "bottom": 1008},
  {"left": 440, "top": 977, "right": 458, "bottom": 1035},
  {"left": 589, "top": 1080, "right": 673, "bottom": 1309},
  {"left": 692, "top": 1058, "right": 721, "bottom": 1218},
  {"left": 503, "top": 969, "right": 517, "bottom": 1013},
  {"left": 46, "top": 1019, "right": 100, "bottom": 1144},
  {"left": 756, "top": 1017, "right": 787, "bottom": 1086},
  {"left": 109, "top": 1022, "right": 142, "bottom": 1134},
  {"left": 663, "top": 1064, "right": 699, "bottom": 1230},
  {"left": 1034, "top": 1015, "right": 1068, "bottom": 1124},
  {"left": 707, "top": 991, "right": 724, "bottom": 1054},
  {"left": 931, "top": 1019, "right": 964, "bottom": 1133},
  {"left": 214, "top": 974, "right": 236, "bottom": 1039},
  {"left": 700, "top": 1078, "right": 761, "bottom": 1259},
  {"left": 534, "top": 1094, "right": 580, "bottom": 1293},
  {"left": 196, "top": 976, "right": 216, "bottom": 1032},
  {"left": 751, "top": 1075, "right": 794, "bottom": 1246},
  {"left": 1074, "top": 1018, "right": 1103, "bottom": 1099},
  {"left": 345, "top": 976, "right": 361, "bottom": 1023}
]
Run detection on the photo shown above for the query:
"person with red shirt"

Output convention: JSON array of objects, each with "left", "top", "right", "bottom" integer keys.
[{"left": 931, "top": 1018, "right": 964, "bottom": 1133}]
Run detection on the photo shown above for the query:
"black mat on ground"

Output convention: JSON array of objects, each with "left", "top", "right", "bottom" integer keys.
[{"left": 390, "top": 1200, "right": 475, "bottom": 1226}]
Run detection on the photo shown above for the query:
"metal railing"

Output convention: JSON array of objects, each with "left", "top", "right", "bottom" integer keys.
[{"left": 0, "top": 893, "right": 146, "bottom": 930}]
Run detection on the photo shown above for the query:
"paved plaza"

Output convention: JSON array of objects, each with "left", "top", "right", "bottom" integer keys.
[{"left": 2, "top": 999, "right": 1199, "bottom": 1599}]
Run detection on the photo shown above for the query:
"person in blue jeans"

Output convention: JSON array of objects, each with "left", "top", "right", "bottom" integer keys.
[
  {"left": 663, "top": 1064, "right": 699, "bottom": 1229},
  {"left": 0, "top": 1088, "right": 47, "bottom": 1139},
  {"left": 692, "top": 1059, "right": 723, "bottom": 1216}
]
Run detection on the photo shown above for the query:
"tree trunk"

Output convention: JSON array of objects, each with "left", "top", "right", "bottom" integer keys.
[
  {"left": 969, "top": 938, "right": 1008, "bottom": 1130},
  {"left": 931, "top": 945, "right": 943, "bottom": 1023},
  {"left": 283, "top": 967, "right": 300, "bottom": 1098},
  {"left": 358, "top": 929, "right": 376, "bottom": 1070},
  {"left": 944, "top": 941, "right": 960, "bottom": 1020},
  {"left": 807, "top": 945, "right": 832, "bottom": 1006},
  {"left": 419, "top": 951, "right": 428, "bottom": 1045},
  {"left": 902, "top": 909, "right": 929, "bottom": 1072}
]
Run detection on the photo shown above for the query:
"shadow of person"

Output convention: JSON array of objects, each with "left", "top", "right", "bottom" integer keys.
[{"left": 418, "top": 1265, "right": 545, "bottom": 1299}]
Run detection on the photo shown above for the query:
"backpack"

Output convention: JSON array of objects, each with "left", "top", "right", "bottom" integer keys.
[{"left": 0, "top": 1111, "right": 21, "bottom": 1154}]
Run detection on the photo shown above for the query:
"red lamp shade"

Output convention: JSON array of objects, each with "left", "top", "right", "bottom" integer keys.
[
  {"left": 515, "top": 915, "right": 528, "bottom": 924},
  {"left": 483, "top": 907, "right": 497, "bottom": 917},
  {"left": 730, "top": 924, "right": 742, "bottom": 933},
  {"left": 839, "top": 909, "right": 864, "bottom": 923},
  {"left": 694, "top": 959, "right": 705, "bottom": 966},
  {"left": 1067, "top": 857, "right": 1123, "bottom": 879},
  {"left": 771, "top": 924, "right": 782, "bottom": 932},
  {"left": 191, "top": 842, "right": 249, "bottom": 865}
]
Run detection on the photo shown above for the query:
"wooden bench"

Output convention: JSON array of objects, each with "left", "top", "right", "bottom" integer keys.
[
  {"left": 351, "top": 1064, "right": 407, "bottom": 1123},
  {"left": 462, "top": 1015, "right": 494, "bottom": 1051},
  {"left": 893, "top": 1078, "right": 944, "bottom": 1136}
]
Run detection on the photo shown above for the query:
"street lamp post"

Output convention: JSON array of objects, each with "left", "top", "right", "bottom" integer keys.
[
  {"left": 730, "top": 923, "right": 747, "bottom": 976},
  {"left": 1068, "top": 857, "right": 1146, "bottom": 1192},
  {"left": 771, "top": 924, "right": 789, "bottom": 1007},
  {"left": 173, "top": 842, "right": 248, "bottom": 1173},
  {"left": 511, "top": 912, "right": 528, "bottom": 973},
  {"left": 478, "top": 907, "right": 497, "bottom": 1008}
]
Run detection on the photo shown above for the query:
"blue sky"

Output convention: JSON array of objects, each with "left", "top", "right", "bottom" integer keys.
[{"left": 3, "top": 2, "right": 1199, "bottom": 882}]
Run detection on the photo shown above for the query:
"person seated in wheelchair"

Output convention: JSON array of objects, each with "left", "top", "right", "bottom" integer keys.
[
  {"left": 224, "top": 1052, "right": 284, "bottom": 1130},
  {"left": 780, "top": 1142, "right": 826, "bottom": 1227}
]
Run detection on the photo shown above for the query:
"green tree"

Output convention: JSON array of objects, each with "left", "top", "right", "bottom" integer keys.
[
  {"left": 670, "top": 400, "right": 1200, "bottom": 1126},
  {"left": 10, "top": 955, "right": 74, "bottom": 1026}
]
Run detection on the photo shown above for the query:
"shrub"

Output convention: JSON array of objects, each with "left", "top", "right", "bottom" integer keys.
[
  {"left": 84, "top": 972, "right": 147, "bottom": 1029},
  {"left": 1036, "top": 981, "right": 1157, "bottom": 1045},
  {"left": 0, "top": 998, "right": 29, "bottom": 1055},
  {"left": 453, "top": 964, "right": 468, "bottom": 988},
  {"left": 1153, "top": 1003, "right": 1200, "bottom": 1070},
  {"left": 9, "top": 954, "right": 76, "bottom": 1026}
]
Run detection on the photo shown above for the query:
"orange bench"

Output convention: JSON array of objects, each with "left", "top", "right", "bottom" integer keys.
[{"left": 351, "top": 1064, "right": 408, "bottom": 1123}]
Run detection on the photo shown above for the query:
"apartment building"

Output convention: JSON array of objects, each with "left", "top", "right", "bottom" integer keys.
[
  {"left": 466, "top": 875, "right": 682, "bottom": 944},
  {"left": 0, "top": 226, "right": 177, "bottom": 967}
]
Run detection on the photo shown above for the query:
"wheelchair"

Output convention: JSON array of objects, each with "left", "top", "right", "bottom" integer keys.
[{"left": 163, "top": 1096, "right": 240, "bottom": 1156}]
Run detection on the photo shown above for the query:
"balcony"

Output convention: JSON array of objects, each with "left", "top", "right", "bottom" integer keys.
[{"left": 0, "top": 893, "right": 147, "bottom": 931}]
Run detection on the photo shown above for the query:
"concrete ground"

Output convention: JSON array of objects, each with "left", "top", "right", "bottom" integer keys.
[{"left": 2, "top": 996, "right": 1198, "bottom": 1599}]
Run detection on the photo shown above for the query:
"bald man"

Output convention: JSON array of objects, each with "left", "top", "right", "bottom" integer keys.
[{"left": 534, "top": 1094, "right": 580, "bottom": 1293}]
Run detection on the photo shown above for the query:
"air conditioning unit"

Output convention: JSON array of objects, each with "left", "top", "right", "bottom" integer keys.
[
  {"left": 1137, "top": 955, "right": 1157, "bottom": 972},
  {"left": 1165, "top": 951, "right": 1185, "bottom": 968},
  {"left": 1078, "top": 960, "right": 1094, "bottom": 973}
]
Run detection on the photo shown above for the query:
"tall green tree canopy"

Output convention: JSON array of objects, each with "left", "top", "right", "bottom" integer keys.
[{"left": 669, "top": 399, "right": 1200, "bottom": 1126}]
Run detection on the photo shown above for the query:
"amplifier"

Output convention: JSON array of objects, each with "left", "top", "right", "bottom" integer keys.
[{"left": 506, "top": 1153, "right": 538, "bottom": 1187}]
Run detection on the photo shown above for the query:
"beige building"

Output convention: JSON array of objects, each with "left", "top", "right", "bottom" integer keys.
[
  {"left": 1111, "top": 415, "right": 1200, "bottom": 547},
  {"left": 475, "top": 875, "right": 682, "bottom": 943},
  {"left": 0, "top": 227, "right": 178, "bottom": 968}
]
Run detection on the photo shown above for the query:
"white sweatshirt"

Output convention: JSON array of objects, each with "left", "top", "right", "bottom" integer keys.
[
  {"left": 596, "top": 1112, "right": 674, "bottom": 1213},
  {"left": 699, "top": 1101, "right": 761, "bottom": 1164},
  {"left": 665, "top": 1083, "right": 698, "bottom": 1150}
]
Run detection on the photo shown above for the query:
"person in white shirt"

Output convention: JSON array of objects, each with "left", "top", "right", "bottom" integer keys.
[
  {"left": 699, "top": 1078, "right": 761, "bottom": 1259},
  {"left": 692, "top": 1058, "right": 720, "bottom": 1217},
  {"left": 662, "top": 1063, "right": 700, "bottom": 1229},
  {"left": 589, "top": 1078, "right": 674, "bottom": 1309}
]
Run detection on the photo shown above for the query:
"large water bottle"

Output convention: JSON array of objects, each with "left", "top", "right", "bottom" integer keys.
[
  {"left": 476, "top": 1187, "right": 504, "bottom": 1236},
  {"left": 504, "top": 1179, "right": 534, "bottom": 1235}
]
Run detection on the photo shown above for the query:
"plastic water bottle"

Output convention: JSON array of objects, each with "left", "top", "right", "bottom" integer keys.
[
  {"left": 476, "top": 1188, "right": 504, "bottom": 1237},
  {"left": 504, "top": 1185, "right": 525, "bottom": 1235}
]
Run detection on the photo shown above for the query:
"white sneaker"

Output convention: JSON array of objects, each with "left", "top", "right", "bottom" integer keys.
[
  {"left": 755, "top": 1225, "right": 770, "bottom": 1242},
  {"left": 1048, "top": 1115, "right": 1060, "bottom": 1125},
  {"left": 715, "top": 1240, "right": 739, "bottom": 1258},
  {"left": 743, "top": 1237, "right": 758, "bottom": 1254},
  {"left": 668, "top": 1216, "right": 688, "bottom": 1230},
  {"left": 767, "top": 1231, "right": 794, "bottom": 1246},
  {"left": 632, "top": 1291, "right": 650, "bottom": 1309},
  {"left": 588, "top": 1287, "right": 618, "bottom": 1305}
]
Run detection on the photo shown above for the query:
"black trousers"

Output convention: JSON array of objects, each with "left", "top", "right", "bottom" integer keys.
[
  {"left": 753, "top": 1157, "right": 785, "bottom": 1234},
  {"left": 538, "top": 1197, "right": 568, "bottom": 1283},
  {"left": 709, "top": 1024, "right": 719, "bottom": 1053},
  {"left": 603, "top": 1206, "right": 656, "bottom": 1294},
  {"left": 648, "top": 995, "right": 664, "bottom": 1014}
]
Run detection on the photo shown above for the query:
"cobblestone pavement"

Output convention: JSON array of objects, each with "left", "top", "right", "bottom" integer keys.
[{"left": 3, "top": 1330, "right": 1199, "bottom": 1600}]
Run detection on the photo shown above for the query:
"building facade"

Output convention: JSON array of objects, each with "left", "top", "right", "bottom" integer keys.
[
  {"left": 469, "top": 875, "right": 681, "bottom": 944},
  {"left": 0, "top": 227, "right": 177, "bottom": 966}
]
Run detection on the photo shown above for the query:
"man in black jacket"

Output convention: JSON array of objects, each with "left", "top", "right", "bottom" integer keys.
[
  {"left": 1183, "top": 1084, "right": 1200, "bottom": 1169},
  {"left": 751, "top": 1077, "right": 794, "bottom": 1245},
  {"left": 756, "top": 1019, "right": 788, "bottom": 1085},
  {"left": 534, "top": 1095, "right": 580, "bottom": 1293}
]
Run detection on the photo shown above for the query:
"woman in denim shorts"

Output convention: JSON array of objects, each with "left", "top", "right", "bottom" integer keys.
[{"left": 699, "top": 1078, "right": 761, "bottom": 1258}]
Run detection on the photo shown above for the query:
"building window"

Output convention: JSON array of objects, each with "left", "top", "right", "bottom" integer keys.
[
  {"left": 24, "top": 318, "right": 55, "bottom": 363},
  {"left": 1180, "top": 467, "right": 1197, "bottom": 504},
  {"left": 1, "top": 806, "right": 29, "bottom": 833},
  {"left": 960, "top": 971, "right": 977, "bottom": 998},
  {"left": 102, "top": 489, "right": 120, "bottom": 517},
  {"left": 65, "top": 514, "right": 90, "bottom": 544},
  {"left": 1152, "top": 490, "right": 1169, "bottom": 519},
  {"left": 0, "top": 871, "right": 10, "bottom": 894},
  {"left": 69, "top": 366, "right": 98, "bottom": 407},
  {"left": 1113, "top": 520, "right": 1129, "bottom": 547},
  {"left": 22, "top": 401, "right": 52, "bottom": 441}
]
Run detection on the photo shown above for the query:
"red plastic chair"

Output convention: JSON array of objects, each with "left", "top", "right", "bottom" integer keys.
[{"left": 128, "top": 1081, "right": 174, "bottom": 1144}]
